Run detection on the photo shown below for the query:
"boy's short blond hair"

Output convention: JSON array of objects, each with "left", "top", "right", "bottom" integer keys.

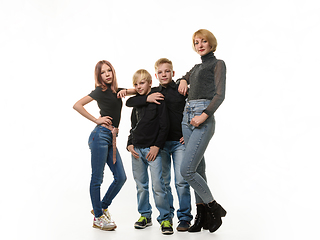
[
  {"left": 154, "top": 58, "right": 173, "bottom": 71},
  {"left": 192, "top": 29, "right": 217, "bottom": 53},
  {"left": 132, "top": 69, "right": 152, "bottom": 85}
]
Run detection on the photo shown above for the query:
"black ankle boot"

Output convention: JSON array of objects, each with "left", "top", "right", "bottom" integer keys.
[
  {"left": 203, "top": 212, "right": 209, "bottom": 230},
  {"left": 206, "top": 201, "right": 227, "bottom": 233},
  {"left": 188, "top": 204, "right": 206, "bottom": 232}
]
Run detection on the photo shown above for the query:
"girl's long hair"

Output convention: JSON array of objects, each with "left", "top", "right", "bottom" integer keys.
[{"left": 94, "top": 60, "right": 118, "bottom": 93}]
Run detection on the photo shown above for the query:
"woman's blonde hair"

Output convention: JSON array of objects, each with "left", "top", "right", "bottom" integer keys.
[
  {"left": 94, "top": 60, "right": 118, "bottom": 93},
  {"left": 132, "top": 69, "right": 152, "bottom": 85},
  {"left": 192, "top": 29, "right": 217, "bottom": 53}
]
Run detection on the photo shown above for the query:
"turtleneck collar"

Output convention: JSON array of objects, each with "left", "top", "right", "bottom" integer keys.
[{"left": 201, "top": 51, "right": 215, "bottom": 63}]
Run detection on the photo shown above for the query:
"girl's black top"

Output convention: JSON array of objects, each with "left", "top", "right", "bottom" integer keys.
[{"left": 89, "top": 86, "right": 123, "bottom": 128}]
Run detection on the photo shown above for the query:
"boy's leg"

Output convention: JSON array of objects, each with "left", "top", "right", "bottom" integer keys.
[
  {"left": 171, "top": 141, "right": 193, "bottom": 222},
  {"left": 161, "top": 142, "right": 174, "bottom": 221},
  {"left": 148, "top": 151, "right": 171, "bottom": 224},
  {"left": 132, "top": 147, "right": 152, "bottom": 218}
]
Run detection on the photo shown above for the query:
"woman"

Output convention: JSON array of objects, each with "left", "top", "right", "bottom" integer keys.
[
  {"left": 178, "top": 29, "right": 227, "bottom": 233},
  {"left": 73, "top": 60, "right": 129, "bottom": 231}
]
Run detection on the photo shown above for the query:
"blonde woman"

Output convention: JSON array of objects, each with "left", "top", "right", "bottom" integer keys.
[{"left": 178, "top": 29, "right": 227, "bottom": 233}]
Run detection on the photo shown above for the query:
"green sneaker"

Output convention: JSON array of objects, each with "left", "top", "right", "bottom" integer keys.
[
  {"left": 161, "top": 220, "right": 173, "bottom": 235},
  {"left": 134, "top": 216, "right": 152, "bottom": 229}
]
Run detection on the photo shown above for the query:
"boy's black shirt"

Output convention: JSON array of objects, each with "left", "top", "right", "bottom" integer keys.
[
  {"left": 126, "top": 80, "right": 187, "bottom": 141},
  {"left": 127, "top": 95, "right": 169, "bottom": 149}
]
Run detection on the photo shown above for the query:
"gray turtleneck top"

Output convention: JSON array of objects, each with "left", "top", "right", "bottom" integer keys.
[{"left": 178, "top": 52, "right": 226, "bottom": 116}]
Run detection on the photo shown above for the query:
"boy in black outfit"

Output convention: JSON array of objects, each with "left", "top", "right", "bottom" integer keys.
[
  {"left": 126, "top": 59, "right": 192, "bottom": 231},
  {"left": 126, "top": 69, "right": 173, "bottom": 235}
]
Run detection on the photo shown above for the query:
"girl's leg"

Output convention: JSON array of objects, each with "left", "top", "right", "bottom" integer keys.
[
  {"left": 88, "top": 126, "right": 110, "bottom": 218},
  {"left": 101, "top": 147, "right": 127, "bottom": 209}
]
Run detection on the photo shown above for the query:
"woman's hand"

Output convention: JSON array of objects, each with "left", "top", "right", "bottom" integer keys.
[
  {"left": 95, "top": 116, "right": 113, "bottom": 126},
  {"left": 190, "top": 113, "right": 209, "bottom": 127},
  {"left": 146, "top": 146, "right": 159, "bottom": 161},
  {"left": 147, "top": 92, "right": 164, "bottom": 105},
  {"left": 128, "top": 145, "right": 139, "bottom": 159},
  {"left": 178, "top": 79, "right": 188, "bottom": 96},
  {"left": 117, "top": 89, "right": 127, "bottom": 98}
]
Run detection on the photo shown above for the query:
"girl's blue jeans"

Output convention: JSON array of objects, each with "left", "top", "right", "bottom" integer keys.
[
  {"left": 181, "top": 99, "right": 215, "bottom": 204},
  {"left": 88, "top": 125, "right": 127, "bottom": 218}
]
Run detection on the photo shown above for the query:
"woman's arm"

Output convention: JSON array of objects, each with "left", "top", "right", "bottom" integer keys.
[
  {"left": 203, "top": 60, "right": 226, "bottom": 116},
  {"left": 73, "top": 95, "right": 112, "bottom": 125},
  {"left": 178, "top": 79, "right": 188, "bottom": 96}
]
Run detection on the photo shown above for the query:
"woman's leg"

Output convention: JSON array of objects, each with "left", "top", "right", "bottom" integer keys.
[{"left": 181, "top": 116, "right": 215, "bottom": 204}]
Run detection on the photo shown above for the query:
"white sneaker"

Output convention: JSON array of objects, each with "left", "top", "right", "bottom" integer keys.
[
  {"left": 91, "top": 209, "right": 115, "bottom": 223},
  {"left": 93, "top": 215, "right": 117, "bottom": 231},
  {"left": 102, "top": 209, "right": 114, "bottom": 222}
]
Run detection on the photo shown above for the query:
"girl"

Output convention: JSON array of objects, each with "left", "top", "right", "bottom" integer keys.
[
  {"left": 178, "top": 29, "right": 227, "bottom": 233},
  {"left": 73, "top": 60, "right": 130, "bottom": 231}
]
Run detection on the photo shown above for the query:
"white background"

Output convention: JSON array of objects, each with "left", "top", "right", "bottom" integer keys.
[{"left": 1, "top": 0, "right": 319, "bottom": 239}]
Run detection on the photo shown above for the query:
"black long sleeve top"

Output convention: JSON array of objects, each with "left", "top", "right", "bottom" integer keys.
[
  {"left": 126, "top": 95, "right": 169, "bottom": 149},
  {"left": 177, "top": 52, "right": 226, "bottom": 116},
  {"left": 126, "top": 80, "right": 186, "bottom": 141}
]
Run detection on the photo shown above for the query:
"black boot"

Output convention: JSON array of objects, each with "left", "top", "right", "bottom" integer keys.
[
  {"left": 188, "top": 204, "right": 206, "bottom": 232},
  {"left": 206, "top": 201, "right": 227, "bottom": 233},
  {"left": 202, "top": 212, "right": 209, "bottom": 230}
]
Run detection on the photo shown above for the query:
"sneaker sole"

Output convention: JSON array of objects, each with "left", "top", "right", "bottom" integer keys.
[
  {"left": 176, "top": 227, "right": 189, "bottom": 231},
  {"left": 134, "top": 222, "right": 152, "bottom": 229},
  {"left": 93, "top": 224, "right": 117, "bottom": 231},
  {"left": 162, "top": 230, "right": 174, "bottom": 235}
]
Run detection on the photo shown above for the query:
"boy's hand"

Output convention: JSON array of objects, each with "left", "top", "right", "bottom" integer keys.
[
  {"left": 146, "top": 146, "right": 159, "bottom": 161},
  {"left": 128, "top": 145, "right": 139, "bottom": 159},
  {"left": 179, "top": 137, "right": 185, "bottom": 145},
  {"left": 178, "top": 79, "right": 188, "bottom": 96},
  {"left": 95, "top": 116, "right": 113, "bottom": 126},
  {"left": 147, "top": 92, "right": 164, "bottom": 105}
]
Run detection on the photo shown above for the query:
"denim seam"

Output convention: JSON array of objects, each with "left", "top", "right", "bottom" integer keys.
[{"left": 186, "top": 126, "right": 209, "bottom": 197}]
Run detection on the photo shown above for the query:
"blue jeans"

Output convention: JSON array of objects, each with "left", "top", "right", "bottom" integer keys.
[
  {"left": 132, "top": 147, "right": 170, "bottom": 224},
  {"left": 161, "top": 141, "right": 192, "bottom": 222},
  {"left": 181, "top": 100, "right": 215, "bottom": 204},
  {"left": 88, "top": 125, "right": 127, "bottom": 218}
]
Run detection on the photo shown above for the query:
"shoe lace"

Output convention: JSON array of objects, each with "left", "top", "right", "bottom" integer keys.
[
  {"left": 161, "top": 220, "right": 172, "bottom": 228},
  {"left": 99, "top": 215, "right": 111, "bottom": 224},
  {"left": 138, "top": 216, "right": 146, "bottom": 222},
  {"left": 103, "top": 209, "right": 112, "bottom": 220}
]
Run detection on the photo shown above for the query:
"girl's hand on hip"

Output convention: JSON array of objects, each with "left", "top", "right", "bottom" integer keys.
[
  {"left": 190, "top": 113, "right": 209, "bottom": 127},
  {"left": 95, "top": 116, "right": 113, "bottom": 126}
]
